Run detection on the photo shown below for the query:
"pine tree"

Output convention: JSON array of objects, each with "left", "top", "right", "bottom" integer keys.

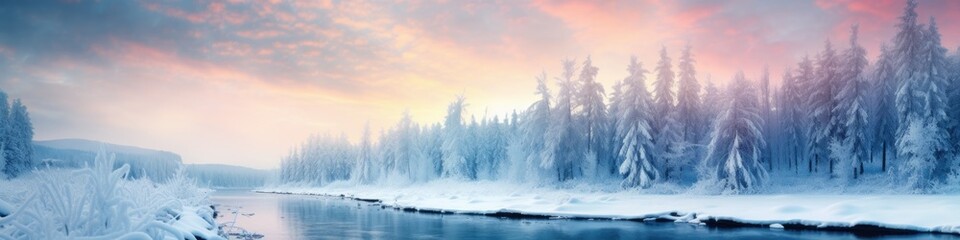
[
  {"left": 607, "top": 80, "right": 625, "bottom": 176},
  {"left": 544, "top": 59, "right": 584, "bottom": 181},
  {"left": 652, "top": 47, "right": 682, "bottom": 180},
  {"left": 893, "top": 0, "right": 950, "bottom": 190},
  {"left": 795, "top": 56, "right": 816, "bottom": 173},
  {"left": 5, "top": 99, "right": 32, "bottom": 177},
  {"left": 677, "top": 45, "right": 703, "bottom": 144},
  {"left": 441, "top": 96, "right": 467, "bottom": 179},
  {"left": 949, "top": 48, "right": 960, "bottom": 152},
  {"left": 919, "top": 18, "right": 951, "bottom": 181},
  {"left": 617, "top": 57, "right": 659, "bottom": 188},
  {"left": 518, "top": 72, "right": 552, "bottom": 181},
  {"left": 760, "top": 66, "right": 772, "bottom": 171},
  {"left": 575, "top": 56, "right": 608, "bottom": 179},
  {"left": 779, "top": 69, "right": 804, "bottom": 174},
  {"left": 807, "top": 41, "right": 841, "bottom": 175},
  {"left": 872, "top": 44, "right": 897, "bottom": 173},
  {"left": 702, "top": 72, "right": 767, "bottom": 193},
  {"left": 893, "top": 0, "right": 925, "bottom": 128},
  {"left": 352, "top": 123, "right": 375, "bottom": 184},
  {"left": 834, "top": 25, "right": 870, "bottom": 180}
]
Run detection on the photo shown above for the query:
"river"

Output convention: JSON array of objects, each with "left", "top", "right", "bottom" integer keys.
[{"left": 210, "top": 190, "right": 954, "bottom": 239}]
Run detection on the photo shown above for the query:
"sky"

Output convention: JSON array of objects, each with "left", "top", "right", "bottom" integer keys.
[{"left": 0, "top": 0, "right": 958, "bottom": 169}]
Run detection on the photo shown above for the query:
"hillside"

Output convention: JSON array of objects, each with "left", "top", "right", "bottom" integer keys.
[{"left": 33, "top": 139, "right": 182, "bottom": 182}]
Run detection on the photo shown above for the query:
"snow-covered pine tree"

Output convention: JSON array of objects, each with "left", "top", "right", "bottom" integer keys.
[
  {"left": 351, "top": 123, "right": 375, "bottom": 184},
  {"left": 5, "top": 99, "right": 32, "bottom": 177},
  {"left": 464, "top": 116, "right": 479, "bottom": 179},
  {"left": 807, "top": 41, "right": 841, "bottom": 175},
  {"left": 394, "top": 112, "right": 416, "bottom": 177},
  {"left": 893, "top": 0, "right": 925, "bottom": 129},
  {"left": 950, "top": 48, "right": 960, "bottom": 153},
  {"left": 677, "top": 45, "right": 703, "bottom": 144},
  {"left": 422, "top": 123, "right": 444, "bottom": 178},
  {"left": 759, "top": 66, "right": 772, "bottom": 171},
  {"left": 544, "top": 59, "right": 584, "bottom": 181},
  {"left": 606, "top": 80, "right": 625, "bottom": 176},
  {"left": 617, "top": 57, "right": 659, "bottom": 188},
  {"left": 617, "top": 56, "right": 660, "bottom": 188},
  {"left": 779, "top": 69, "right": 804, "bottom": 174},
  {"left": 834, "top": 25, "right": 870, "bottom": 180},
  {"left": 477, "top": 116, "right": 507, "bottom": 180},
  {"left": 441, "top": 96, "right": 467, "bottom": 179},
  {"left": 794, "top": 56, "right": 816, "bottom": 173},
  {"left": 893, "top": 1, "right": 950, "bottom": 191},
  {"left": 652, "top": 47, "right": 682, "bottom": 180},
  {"left": 872, "top": 44, "right": 898, "bottom": 172},
  {"left": 919, "top": 17, "right": 951, "bottom": 181},
  {"left": 518, "top": 72, "right": 552, "bottom": 182},
  {"left": 702, "top": 72, "right": 767, "bottom": 193},
  {"left": 676, "top": 45, "right": 704, "bottom": 178},
  {"left": 575, "top": 56, "right": 608, "bottom": 179}
]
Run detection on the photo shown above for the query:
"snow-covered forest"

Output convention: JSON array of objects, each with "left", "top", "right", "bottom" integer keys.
[
  {"left": 186, "top": 164, "right": 270, "bottom": 188},
  {"left": 279, "top": 0, "right": 960, "bottom": 194},
  {"left": 0, "top": 91, "right": 35, "bottom": 179}
]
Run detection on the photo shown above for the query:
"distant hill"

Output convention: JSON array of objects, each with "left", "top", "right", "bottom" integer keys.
[
  {"left": 186, "top": 164, "right": 272, "bottom": 188},
  {"left": 35, "top": 138, "right": 182, "bottom": 160},
  {"left": 33, "top": 139, "right": 182, "bottom": 182}
]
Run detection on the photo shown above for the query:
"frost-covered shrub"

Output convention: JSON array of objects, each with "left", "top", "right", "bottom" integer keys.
[{"left": 0, "top": 149, "right": 219, "bottom": 239}]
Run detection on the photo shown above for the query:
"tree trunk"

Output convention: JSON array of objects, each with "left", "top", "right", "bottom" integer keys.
[{"left": 882, "top": 142, "right": 887, "bottom": 172}]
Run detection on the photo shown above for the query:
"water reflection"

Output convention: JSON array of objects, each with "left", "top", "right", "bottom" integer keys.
[{"left": 211, "top": 190, "right": 953, "bottom": 240}]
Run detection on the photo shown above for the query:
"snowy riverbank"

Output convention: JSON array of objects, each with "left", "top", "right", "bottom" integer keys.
[{"left": 260, "top": 180, "right": 960, "bottom": 236}]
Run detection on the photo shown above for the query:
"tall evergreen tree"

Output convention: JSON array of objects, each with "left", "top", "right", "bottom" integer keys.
[
  {"left": 779, "top": 69, "right": 804, "bottom": 174},
  {"left": 949, "top": 48, "right": 960, "bottom": 152},
  {"left": 807, "top": 41, "right": 841, "bottom": 175},
  {"left": 544, "top": 59, "right": 584, "bottom": 181},
  {"left": 893, "top": 0, "right": 950, "bottom": 190},
  {"left": 893, "top": 0, "right": 926, "bottom": 129},
  {"left": 834, "top": 25, "right": 870, "bottom": 180},
  {"left": 518, "top": 72, "right": 552, "bottom": 181},
  {"left": 617, "top": 57, "right": 659, "bottom": 188},
  {"left": 677, "top": 45, "right": 703, "bottom": 144},
  {"left": 795, "top": 56, "right": 816, "bottom": 173},
  {"left": 759, "top": 66, "right": 772, "bottom": 171},
  {"left": 652, "top": 47, "right": 682, "bottom": 180},
  {"left": 872, "top": 44, "right": 898, "bottom": 172},
  {"left": 919, "top": 18, "right": 951, "bottom": 181},
  {"left": 575, "top": 56, "right": 608, "bottom": 178},
  {"left": 5, "top": 99, "right": 31, "bottom": 177},
  {"left": 351, "top": 123, "right": 375, "bottom": 184},
  {"left": 702, "top": 72, "right": 767, "bottom": 193},
  {"left": 607, "top": 80, "right": 626, "bottom": 176},
  {"left": 441, "top": 96, "right": 467, "bottom": 179}
]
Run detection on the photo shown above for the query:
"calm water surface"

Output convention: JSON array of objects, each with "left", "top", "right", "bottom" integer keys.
[{"left": 210, "top": 190, "right": 955, "bottom": 240}]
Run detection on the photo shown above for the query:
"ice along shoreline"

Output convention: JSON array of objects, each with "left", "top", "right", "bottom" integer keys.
[{"left": 255, "top": 187, "right": 960, "bottom": 238}]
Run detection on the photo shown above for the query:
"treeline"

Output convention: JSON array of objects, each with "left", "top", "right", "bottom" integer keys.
[
  {"left": 186, "top": 164, "right": 270, "bottom": 188},
  {"left": 279, "top": 0, "right": 960, "bottom": 193},
  {"left": 0, "top": 90, "right": 34, "bottom": 178}
]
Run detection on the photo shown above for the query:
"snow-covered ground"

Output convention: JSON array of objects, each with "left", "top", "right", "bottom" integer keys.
[{"left": 261, "top": 180, "right": 960, "bottom": 235}]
